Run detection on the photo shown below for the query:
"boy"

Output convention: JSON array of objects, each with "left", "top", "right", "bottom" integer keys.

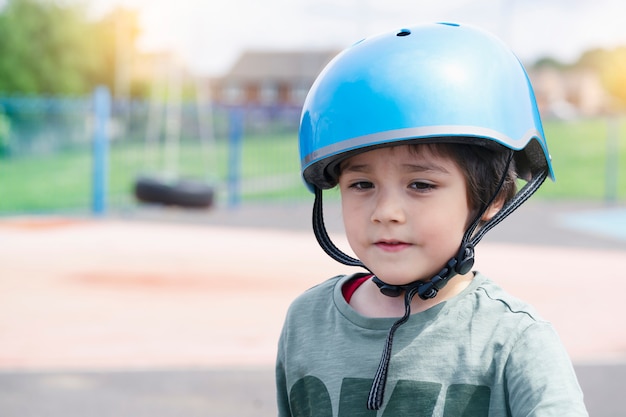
[{"left": 276, "top": 22, "right": 588, "bottom": 416}]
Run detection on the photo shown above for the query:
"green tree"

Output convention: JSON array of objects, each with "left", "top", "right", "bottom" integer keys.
[
  {"left": 0, "top": 0, "right": 143, "bottom": 96},
  {"left": 0, "top": 0, "right": 98, "bottom": 94}
]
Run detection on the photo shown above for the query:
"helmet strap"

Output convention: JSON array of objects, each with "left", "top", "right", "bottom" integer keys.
[
  {"left": 312, "top": 186, "right": 370, "bottom": 270},
  {"left": 469, "top": 167, "right": 548, "bottom": 245}
]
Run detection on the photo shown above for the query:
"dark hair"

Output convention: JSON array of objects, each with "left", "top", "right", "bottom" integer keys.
[{"left": 411, "top": 142, "right": 518, "bottom": 216}]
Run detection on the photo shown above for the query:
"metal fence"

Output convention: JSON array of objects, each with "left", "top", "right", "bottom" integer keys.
[
  {"left": 1, "top": 90, "right": 624, "bottom": 216},
  {"left": 0, "top": 89, "right": 309, "bottom": 215}
]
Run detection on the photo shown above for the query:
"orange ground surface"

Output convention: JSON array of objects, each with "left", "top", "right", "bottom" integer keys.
[{"left": 0, "top": 217, "right": 624, "bottom": 371}]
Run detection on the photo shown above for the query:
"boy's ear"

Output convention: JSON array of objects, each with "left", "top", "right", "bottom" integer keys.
[{"left": 481, "top": 197, "right": 506, "bottom": 222}]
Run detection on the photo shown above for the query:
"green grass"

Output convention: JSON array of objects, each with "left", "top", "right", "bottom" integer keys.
[
  {"left": 0, "top": 149, "right": 92, "bottom": 212},
  {"left": 0, "top": 133, "right": 310, "bottom": 213},
  {"left": 0, "top": 118, "right": 625, "bottom": 214},
  {"left": 536, "top": 117, "right": 626, "bottom": 200}
]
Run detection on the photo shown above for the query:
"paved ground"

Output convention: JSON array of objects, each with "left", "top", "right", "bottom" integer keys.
[{"left": 0, "top": 200, "right": 625, "bottom": 416}]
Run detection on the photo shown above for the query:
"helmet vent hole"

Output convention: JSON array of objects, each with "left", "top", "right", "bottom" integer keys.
[{"left": 396, "top": 28, "right": 411, "bottom": 37}]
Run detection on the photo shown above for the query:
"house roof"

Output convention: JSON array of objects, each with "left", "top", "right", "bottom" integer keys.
[{"left": 221, "top": 50, "right": 339, "bottom": 84}]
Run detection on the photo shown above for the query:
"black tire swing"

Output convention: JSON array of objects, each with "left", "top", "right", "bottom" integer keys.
[
  {"left": 134, "top": 176, "right": 215, "bottom": 208},
  {"left": 133, "top": 70, "right": 216, "bottom": 209}
]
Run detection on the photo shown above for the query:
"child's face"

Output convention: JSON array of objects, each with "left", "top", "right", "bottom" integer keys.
[{"left": 338, "top": 144, "right": 472, "bottom": 286}]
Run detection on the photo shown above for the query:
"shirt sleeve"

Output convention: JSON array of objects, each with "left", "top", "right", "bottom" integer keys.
[
  {"left": 275, "top": 312, "right": 292, "bottom": 417},
  {"left": 504, "top": 321, "right": 588, "bottom": 417},
  {"left": 276, "top": 355, "right": 291, "bottom": 417}
]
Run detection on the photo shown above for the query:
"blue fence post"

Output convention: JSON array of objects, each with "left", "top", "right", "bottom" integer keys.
[
  {"left": 92, "top": 86, "right": 110, "bottom": 215},
  {"left": 227, "top": 107, "right": 244, "bottom": 208}
]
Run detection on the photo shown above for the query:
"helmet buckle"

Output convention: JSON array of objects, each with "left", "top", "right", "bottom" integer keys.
[{"left": 454, "top": 242, "right": 475, "bottom": 275}]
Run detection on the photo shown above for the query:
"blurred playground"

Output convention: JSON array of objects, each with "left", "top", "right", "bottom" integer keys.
[{"left": 1, "top": 1, "right": 626, "bottom": 415}]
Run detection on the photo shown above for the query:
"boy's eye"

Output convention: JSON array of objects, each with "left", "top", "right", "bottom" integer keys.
[
  {"left": 410, "top": 181, "right": 435, "bottom": 191},
  {"left": 349, "top": 181, "right": 374, "bottom": 190}
]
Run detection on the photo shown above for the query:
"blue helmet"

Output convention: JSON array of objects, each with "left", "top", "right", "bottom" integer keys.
[{"left": 299, "top": 22, "right": 553, "bottom": 191}]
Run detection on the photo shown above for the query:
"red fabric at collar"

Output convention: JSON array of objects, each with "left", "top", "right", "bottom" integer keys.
[{"left": 342, "top": 275, "right": 372, "bottom": 303}]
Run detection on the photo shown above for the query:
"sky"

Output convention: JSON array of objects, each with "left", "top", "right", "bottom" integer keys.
[{"left": 89, "top": 0, "right": 626, "bottom": 77}]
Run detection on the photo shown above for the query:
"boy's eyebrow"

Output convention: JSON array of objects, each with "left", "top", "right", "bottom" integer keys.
[
  {"left": 401, "top": 163, "right": 450, "bottom": 174},
  {"left": 341, "top": 161, "right": 450, "bottom": 174}
]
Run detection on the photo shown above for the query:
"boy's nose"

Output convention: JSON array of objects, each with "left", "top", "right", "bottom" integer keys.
[{"left": 370, "top": 190, "right": 406, "bottom": 224}]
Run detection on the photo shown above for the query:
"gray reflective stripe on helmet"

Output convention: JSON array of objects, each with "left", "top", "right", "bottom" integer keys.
[{"left": 302, "top": 125, "right": 542, "bottom": 168}]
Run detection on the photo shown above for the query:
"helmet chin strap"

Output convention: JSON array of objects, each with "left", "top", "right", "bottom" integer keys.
[
  {"left": 371, "top": 241, "right": 475, "bottom": 298},
  {"left": 312, "top": 151, "right": 549, "bottom": 410}
]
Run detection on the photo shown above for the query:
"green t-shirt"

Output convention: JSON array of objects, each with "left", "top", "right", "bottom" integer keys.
[{"left": 276, "top": 272, "right": 588, "bottom": 416}]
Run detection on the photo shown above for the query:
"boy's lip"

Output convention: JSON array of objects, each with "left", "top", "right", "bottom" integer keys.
[{"left": 374, "top": 239, "right": 412, "bottom": 252}]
